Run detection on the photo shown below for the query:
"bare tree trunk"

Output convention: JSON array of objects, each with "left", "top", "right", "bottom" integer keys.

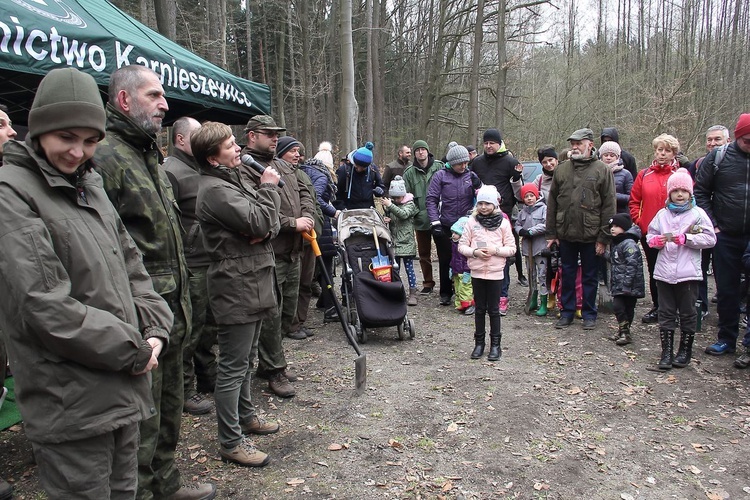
[
  {"left": 363, "top": 0, "right": 374, "bottom": 141},
  {"left": 339, "top": 0, "right": 358, "bottom": 152},
  {"left": 287, "top": 3, "right": 298, "bottom": 133},
  {"left": 468, "top": 0, "right": 484, "bottom": 145},
  {"left": 373, "top": 0, "right": 385, "bottom": 160},
  {"left": 207, "top": 0, "right": 227, "bottom": 69},
  {"left": 246, "top": 3, "right": 253, "bottom": 80},
  {"left": 153, "top": 0, "right": 176, "bottom": 39},
  {"left": 496, "top": 0, "right": 508, "bottom": 130}
]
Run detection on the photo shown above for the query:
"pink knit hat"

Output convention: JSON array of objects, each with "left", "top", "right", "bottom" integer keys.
[{"left": 667, "top": 169, "right": 693, "bottom": 196}]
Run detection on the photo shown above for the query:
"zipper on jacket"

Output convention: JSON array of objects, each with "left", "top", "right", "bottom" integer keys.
[{"left": 76, "top": 175, "right": 88, "bottom": 205}]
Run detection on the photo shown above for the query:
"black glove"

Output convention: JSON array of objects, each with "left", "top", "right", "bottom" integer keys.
[
  {"left": 506, "top": 256, "right": 516, "bottom": 266},
  {"left": 431, "top": 225, "right": 445, "bottom": 238},
  {"left": 518, "top": 228, "right": 530, "bottom": 237},
  {"left": 373, "top": 187, "right": 384, "bottom": 197}
]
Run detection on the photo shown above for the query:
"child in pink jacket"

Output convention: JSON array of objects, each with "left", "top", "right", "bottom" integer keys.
[
  {"left": 459, "top": 185, "right": 516, "bottom": 361},
  {"left": 646, "top": 169, "right": 715, "bottom": 370}
]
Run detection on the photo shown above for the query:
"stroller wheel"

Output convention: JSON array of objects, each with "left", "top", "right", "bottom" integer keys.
[
  {"left": 397, "top": 321, "right": 405, "bottom": 341},
  {"left": 357, "top": 324, "right": 367, "bottom": 344},
  {"left": 408, "top": 319, "right": 416, "bottom": 339}
]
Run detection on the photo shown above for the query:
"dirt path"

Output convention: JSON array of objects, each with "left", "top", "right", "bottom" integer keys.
[{"left": 2, "top": 277, "right": 750, "bottom": 499}]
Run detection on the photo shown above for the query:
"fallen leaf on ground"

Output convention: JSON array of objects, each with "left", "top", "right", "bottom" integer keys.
[
  {"left": 328, "top": 443, "right": 343, "bottom": 451},
  {"left": 286, "top": 478, "right": 304, "bottom": 486},
  {"left": 447, "top": 422, "right": 458, "bottom": 432},
  {"left": 533, "top": 482, "right": 550, "bottom": 490},
  {"left": 689, "top": 465, "right": 702, "bottom": 474}
]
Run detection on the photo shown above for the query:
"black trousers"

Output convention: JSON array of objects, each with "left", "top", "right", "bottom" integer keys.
[
  {"left": 613, "top": 295, "right": 637, "bottom": 324},
  {"left": 472, "top": 277, "right": 502, "bottom": 338}
]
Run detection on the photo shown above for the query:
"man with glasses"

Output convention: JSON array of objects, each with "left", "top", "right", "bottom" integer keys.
[
  {"left": 240, "top": 116, "right": 314, "bottom": 398},
  {"left": 695, "top": 114, "right": 750, "bottom": 364}
]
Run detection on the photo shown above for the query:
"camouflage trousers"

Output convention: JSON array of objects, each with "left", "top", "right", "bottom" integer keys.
[
  {"left": 184, "top": 267, "right": 218, "bottom": 398},
  {"left": 137, "top": 290, "right": 188, "bottom": 500},
  {"left": 257, "top": 258, "right": 300, "bottom": 375}
]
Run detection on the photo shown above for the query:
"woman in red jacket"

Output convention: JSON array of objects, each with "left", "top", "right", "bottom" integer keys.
[{"left": 629, "top": 134, "right": 681, "bottom": 324}]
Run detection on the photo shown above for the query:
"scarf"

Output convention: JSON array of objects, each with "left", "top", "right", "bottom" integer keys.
[
  {"left": 476, "top": 211, "right": 504, "bottom": 230},
  {"left": 649, "top": 158, "right": 678, "bottom": 171},
  {"left": 667, "top": 198, "right": 695, "bottom": 213},
  {"left": 609, "top": 161, "right": 624, "bottom": 172}
]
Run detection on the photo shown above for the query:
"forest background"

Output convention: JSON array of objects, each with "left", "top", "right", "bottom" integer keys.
[{"left": 113, "top": 0, "right": 750, "bottom": 167}]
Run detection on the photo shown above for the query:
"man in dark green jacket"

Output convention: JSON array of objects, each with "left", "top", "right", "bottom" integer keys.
[
  {"left": 94, "top": 66, "right": 214, "bottom": 500},
  {"left": 546, "top": 128, "right": 616, "bottom": 331}
]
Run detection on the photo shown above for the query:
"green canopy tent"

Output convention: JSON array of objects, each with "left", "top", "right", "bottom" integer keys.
[{"left": 0, "top": 0, "right": 270, "bottom": 126}]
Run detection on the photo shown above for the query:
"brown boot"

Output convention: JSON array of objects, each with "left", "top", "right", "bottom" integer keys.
[
  {"left": 220, "top": 438, "right": 270, "bottom": 467},
  {"left": 268, "top": 372, "right": 296, "bottom": 398},
  {"left": 168, "top": 482, "right": 217, "bottom": 500},
  {"left": 282, "top": 368, "right": 299, "bottom": 382},
  {"left": 408, "top": 288, "right": 418, "bottom": 306},
  {"left": 241, "top": 416, "right": 280, "bottom": 435}
]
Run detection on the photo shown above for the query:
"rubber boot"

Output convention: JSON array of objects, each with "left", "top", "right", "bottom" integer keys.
[
  {"left": 487, "top": 333, "right": 502, "bottom": 361},
  {"left": 672, "top": 331, "right": 694, "bottom": 367},
  {"left": 615, "top": 321, "right": 632, "bottom": 346},
  {"left": 535, "top": 296, "right": 548, "bottom": 316},
  {"left": 529, "top": 291, "right": 538, "bottom": 312},
  {"left": 547, "top": 293, "right": 556, "bottom": 310},
  {"left": 657, "top": 329, "right": 674, "bottom": 370},
  {"left": 470, "top": 334, "right": 485, "bottom": 359},
  {"left": 408, "top": 288, "right": 418, "bottom": 306}
]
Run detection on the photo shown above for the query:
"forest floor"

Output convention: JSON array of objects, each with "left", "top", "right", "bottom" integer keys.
[{"left": 2, "top": 269, "right": 750, "bottom": 500}]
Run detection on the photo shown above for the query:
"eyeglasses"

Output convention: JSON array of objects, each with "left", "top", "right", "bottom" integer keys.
[
  {"left": 738, "top": 137, "right": 750, "bottom": 146},
  {"left": 254, "top": 130, "right": 279, "bottom": 138}
]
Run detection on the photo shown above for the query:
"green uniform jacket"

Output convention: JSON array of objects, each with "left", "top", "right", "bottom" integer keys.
[
  {"left": 403, "top": 157, "right": 443, "bottom": 231},
  {"left": 546, "top": 155, "right": 616, "bottom": 244},
  {"left": 94, "top": 106, "right": 191, "bottom": 332},
  {"left": 0, "top": 140, "right": 172, "bottom": 444},
  {"left": 196, "top": 165, "right": 281, "bottom": 324}
]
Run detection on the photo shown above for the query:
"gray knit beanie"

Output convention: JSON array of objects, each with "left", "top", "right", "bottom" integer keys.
[
  {"left": 445, "top": 145, "right": 470, "bottom": 165},
  {"left": 28, "top": 68, "right": 106, "bottom": 141}
]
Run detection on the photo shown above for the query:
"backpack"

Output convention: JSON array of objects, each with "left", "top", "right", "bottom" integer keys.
[{"left": 695, "top": 143, "right": 728, "bottom": 174}]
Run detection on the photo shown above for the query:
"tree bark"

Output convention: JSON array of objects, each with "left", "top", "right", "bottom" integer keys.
[
  {"left": 339, "top": 0, "right": 358, "bottom": 152},
  {"left": 468, "top": 0, "right": 484, "bottom": 146}
]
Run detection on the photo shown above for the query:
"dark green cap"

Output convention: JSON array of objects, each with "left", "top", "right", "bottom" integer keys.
[
  {"left": 244, "top": 115, "right": 286, "bottom": 133},
  {"left": 567, "top": 128, "right": 595, "bottom": 142}
]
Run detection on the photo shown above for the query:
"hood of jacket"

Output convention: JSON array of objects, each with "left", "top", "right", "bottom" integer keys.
[
  {"left": 105, "top": 104, "right": 161, "bottom": 155},
  {"left": 601, "top": 127, "right": 620, "bottom": 143}
]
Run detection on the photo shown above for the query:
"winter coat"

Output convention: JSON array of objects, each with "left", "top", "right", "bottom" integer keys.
[
  {"left": 383, "top": 158, "right": 409, "bottom": 191},
  {"left": 403, "top": 155, "right": 443, "bottom": 231},
  {"left": 426, "top": 166, "right": 481, "bottom": 228},
  {"left": 515, "top": 199, "right": 547, "bottom": 257},
  {"left": 94, "top": 106, "right": 190, "bottom": 327},
  {"left": 450, "top": 240, "right": 470, "bottom": 274},
  {"left": 546, "top": 155, "right": 616, "bottom": 244},
  {"left": 612, "top": 166, "right": 633, "bottom": 214},
  {"left": 240, "top": 147, "right": 315, "bottom": 262},
  {"left": 646, "top": 204, "right": 717, "bottom": 284},
  {"left": 164, "top": 149, "right": 210, "bottom": 267},
  {"left": 197, "top": 165, "right": 281, "bottom": 325},
  {"left": 333, "top": 161, "right": 384, "bottom": 210},
  {"left": 601, "top": 127, "right": 638, "bottom": 180},
  {"left": 0, "top": 140, "right": 173, "bottom": 444},
  {"left": 532, "top": 171, "right": 554, "bottom": 202},
  {"left": 385, "top": 193, "right": 418, "bottom": 257},
  {"left": 695, "top": 142, "right": 750, "bottom": 235},
  {"left": 628, "top": 161, "right": 678, "bottom": 235},
  {"left": 458, "top": 214, "right": 517, "bottom": 280},
  {"left": 608, "top": 225, "right": 646, "bottom": 297},
  {"left": 300, "top": 159, "right": 338, "bottom": 257},
  {"left": 742, "top": 241, "right": 750, "bottom": 271},
  {"left": 470, "top": 150, "right": 523, "bottom": 216}
]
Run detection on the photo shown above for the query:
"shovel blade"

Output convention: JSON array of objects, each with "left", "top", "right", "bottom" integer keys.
[{"left": 354, "top": 353, "right": 367, "bottom": 395}]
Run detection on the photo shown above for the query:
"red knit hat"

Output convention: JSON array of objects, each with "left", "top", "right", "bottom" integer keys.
[
  {"left": 520, "top": 183, "right": 540, "bottom": 200},
  {"left": 735, "top": 113, "right": 750, "bottom": 139}
]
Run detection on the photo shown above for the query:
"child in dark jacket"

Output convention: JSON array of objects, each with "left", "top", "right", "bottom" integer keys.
[
  {"left": 607, "top": 213, "right": 645, "bottom": 346},
  {"left": 450, "top": 217, "right": 474, "bottom": 315}
]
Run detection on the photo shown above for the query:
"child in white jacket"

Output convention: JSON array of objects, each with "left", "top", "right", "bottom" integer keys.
[
  {"left": 459, "top": 185, "right": 516, "bottom": 361},
  {"left": 646, "top": 169, "right": 715, "bottom": 370}
]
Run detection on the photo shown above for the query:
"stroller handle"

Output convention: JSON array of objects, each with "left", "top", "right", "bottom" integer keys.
[{"left": 302, "top": 229, "right": 322, "bottom": 258}]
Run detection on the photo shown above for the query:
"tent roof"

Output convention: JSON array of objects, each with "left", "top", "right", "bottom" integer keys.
[{"left": 0, "top": 0, "right": 271, "bottom": 126}]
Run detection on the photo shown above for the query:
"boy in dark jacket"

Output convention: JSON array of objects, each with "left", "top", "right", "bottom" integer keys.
[{"left": 607, "top": 213, "right": 645, "bottom": 345}]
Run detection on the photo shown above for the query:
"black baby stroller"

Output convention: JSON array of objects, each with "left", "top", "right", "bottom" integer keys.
[{"left": 336, "top": 209, "right": 415, "bottom": 343}]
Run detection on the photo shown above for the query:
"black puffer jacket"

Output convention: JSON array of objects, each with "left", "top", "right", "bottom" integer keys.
[
  {"left": 608, "top": 225, "right": 645, "bottom": 298},
  {"left": 300, "top": 159, "right": 338, "bottom": 257},
  {"left": 695, "top": 141, "right": 750, "bottom": 235},
  {"left": 601, "top": 127, "right": 638, "bottom": 180},
  {"left": 469, "top": 150, "right": 522, "bottom": 216}
]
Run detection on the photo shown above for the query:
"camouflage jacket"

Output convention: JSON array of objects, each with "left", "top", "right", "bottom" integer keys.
[{"left": 94, "top": 106, "right": 191, "bottom": 328}]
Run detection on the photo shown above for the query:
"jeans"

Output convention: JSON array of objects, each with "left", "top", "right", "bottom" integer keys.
[
  {"left": 559, "top": 240, "right": 598, "bottom": 320},
  {"left": 215, "top": 321, "right": 262, "bottom": 449},
  {"left": 713, "top": 232, "right": 750, "bottom": 346}
]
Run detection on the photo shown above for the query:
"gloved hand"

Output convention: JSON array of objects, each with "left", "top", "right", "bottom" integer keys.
[
  {"left": 648, "top": 235, "right": 666, "bottom": 249},
  {"left": 373, "top": 187, "right": 384, "bottom": 197},
  {"left": 674, "top": 234, "right": 687, "bottom": 245},
  {"left": 518, "top": 228, "right": 530, "bottom": 237},
  {"left": 431, "top": 224, "right": 444, "bottom": 238},
  {"left": 462, "top": 272, "right": 471, "bottom": 284},
  {"left": 506, "top": 255, "right": 515, "bottom": 266}
]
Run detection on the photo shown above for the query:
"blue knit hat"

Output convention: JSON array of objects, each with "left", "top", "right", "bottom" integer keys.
[{"left": 349, "top": 141, "right": 374, "bottom": 167}]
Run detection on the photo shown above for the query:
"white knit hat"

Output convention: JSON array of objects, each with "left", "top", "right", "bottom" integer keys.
[{"left": 476, "top": 185, "right": 500, "bottom": 207}]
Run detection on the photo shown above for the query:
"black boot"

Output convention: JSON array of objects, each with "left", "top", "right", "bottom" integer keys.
[
  {"left": 487, "top": 333, "right": 502, "bottom": 361},
  {"left": 657, "top": 329, "right": 674, "bottom": 370},
  {"left": 672, "top": 331, "right": 694, "bottom": 367},
  {"left": 470, "top": 334, "right": 485, "bottom": 359},
  {"left": 615, "top": 321, "right": 632, "bottom": 346}
]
